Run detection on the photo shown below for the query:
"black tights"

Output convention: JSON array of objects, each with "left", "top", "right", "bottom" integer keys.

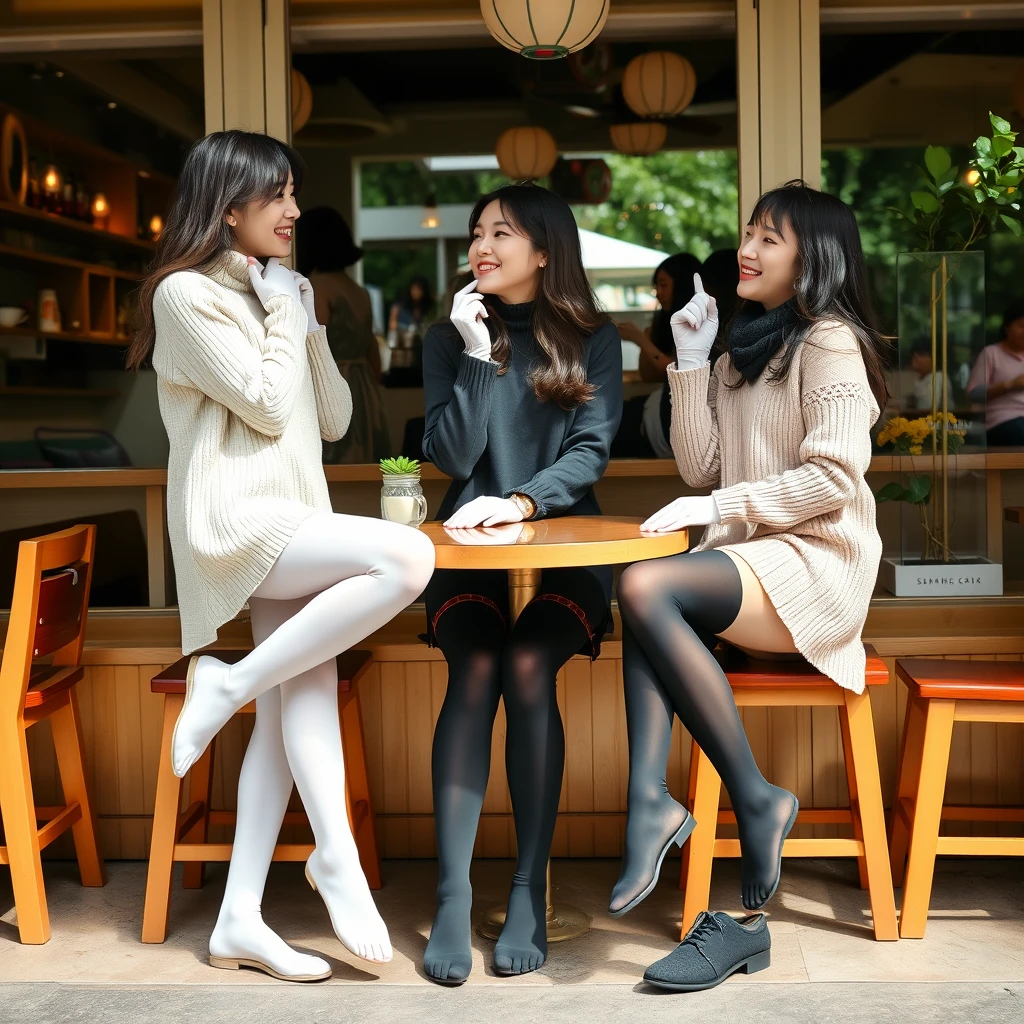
[
  {"left": 424, "top": 597, "right": 589, "bottom": 982},
  {"left": 615, "top": 550, "right": 798, "bottom": 911}
]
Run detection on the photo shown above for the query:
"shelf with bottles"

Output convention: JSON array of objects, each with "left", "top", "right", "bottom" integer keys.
[{"left": 0, "top": 101, "right": 174, "bottom": 254}]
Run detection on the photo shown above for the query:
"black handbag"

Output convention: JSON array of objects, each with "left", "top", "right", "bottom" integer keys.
[{"left": 34, "top": 427, "right": 132, "bottom": 468}]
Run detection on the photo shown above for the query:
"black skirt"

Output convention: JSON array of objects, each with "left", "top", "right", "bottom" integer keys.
[{"left": 423, "top": 564, "right": 613, "bottom": 660}]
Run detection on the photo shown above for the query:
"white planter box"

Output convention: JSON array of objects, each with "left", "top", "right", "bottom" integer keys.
[{"left": 879, "top": 557, "right": 1003, "bottom": 597}]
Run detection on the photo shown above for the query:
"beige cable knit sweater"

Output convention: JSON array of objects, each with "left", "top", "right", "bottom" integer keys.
[
  {"left": 668, "top": 320, "right": 882, "bottom": 693},
  {"left": 152, "top": 250, "right": 352, "bottom": 654}
]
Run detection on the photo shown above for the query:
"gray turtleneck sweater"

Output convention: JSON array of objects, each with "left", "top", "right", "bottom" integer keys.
[{"left": 421, "top": 299, "right": 623, "bottom": 524}]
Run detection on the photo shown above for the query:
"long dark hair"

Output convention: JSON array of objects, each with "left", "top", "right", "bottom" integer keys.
[
  {"left": 650, "top": 252, "right": 701, "bottom": 354},
  {"left": 731, "top": 180, "right": 889, "bottom": 406},
  {"left": 296, "top": 206, "right": 362, "bottom": 275},
  {"left": 468, "top": 183, "right": 608, "bottom": 408},
  {"left": 129, "top": 130, "right": 304, "bottom": 370}
]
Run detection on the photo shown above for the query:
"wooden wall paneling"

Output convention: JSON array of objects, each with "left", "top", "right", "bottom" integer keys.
[
  {"left": 565, "top": 659, "right": 595, "bottom": 858},
  {"left": 113, "top": 665, "right": 146, "bottom": 859},
  {"left": 359, "top": 662, "right": 385, "bottom": 853},
  {"left": 811, "top": 706, "right": 842, "bottom": 839},
  {"left": 968, "top": 654, "right": 998, "bottom": 839},
  {"left": 994, "top": 656, "right": 1024, "bottom": 837},
  {"left": 379, "top": 662, "right": 411, "bottom": 859},
  {"left": 138, "top": 665, "right": 165, "bottom": 858},
  {"left": 405, "top": 660, "right": 435, "bottom": 857},
  {"left": 591, "top": 659, "right": 622, "bottom": 858}
]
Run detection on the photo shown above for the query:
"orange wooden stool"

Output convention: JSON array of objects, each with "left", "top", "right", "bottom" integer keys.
[
  {"left": 678, "top": 646, "right": 898, "bottom": 941},
  {"left": 889, "top": 659, "right": 1024, "bottom": 939},
  {"left": 142, "top": 649, "right": 381, "bottom": 943},
  {"left": 0, "top": 524, "right": 106, "bottom": 944}
]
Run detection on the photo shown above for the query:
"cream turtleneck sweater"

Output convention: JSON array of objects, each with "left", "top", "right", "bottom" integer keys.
[
  {"left": 668, "top": 321, "right": 882, "bottom": 693},
  {"left": 152, "top": 250, "right": 352, "bottom": 654}
]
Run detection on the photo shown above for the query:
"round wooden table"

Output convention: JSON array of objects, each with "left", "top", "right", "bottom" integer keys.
[{"left": 420, "top": 515, "right": 690, "bottom": 942}]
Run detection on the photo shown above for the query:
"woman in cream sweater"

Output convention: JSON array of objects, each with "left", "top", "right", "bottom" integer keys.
[
  {"left": 130, "top": 131, "right": 435, "bottom": 980},
  {"left": 608, "top": 182, "right": 889, "bottom": 933}
]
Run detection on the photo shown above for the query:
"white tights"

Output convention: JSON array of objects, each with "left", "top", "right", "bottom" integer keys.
[{"left": 187, "top": 512, "right": 435, "bottom": 968}]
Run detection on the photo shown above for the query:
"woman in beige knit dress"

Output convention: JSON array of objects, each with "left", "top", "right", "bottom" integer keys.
[
  {"left": 609, "top": 182, "right": 889, "bottom": 926},
  {"left": 129, "top": 131, "right": 435, "bottom": 980}
]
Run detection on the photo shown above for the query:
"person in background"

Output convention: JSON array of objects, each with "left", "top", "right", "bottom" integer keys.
[
  {"left": 388, "top": 274, "right": 434, "bottom": 338},
  {"left": 700, "top": 247, "right": 742, "bottom": 363},
  {"left": 907, "top": 338, "right": 952, "bottom": 413},
  {"left": 613, "top": 253, "right": 701, "bottom": 458},
  {"left": 296, "top": 206, "right": 389, "bottom": 463},
  {"left": 967, "top": 300, "right": 1024, "bottom": 446}
]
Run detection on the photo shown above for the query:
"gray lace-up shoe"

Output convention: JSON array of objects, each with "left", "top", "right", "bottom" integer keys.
[{"left": 643, "top": 911, "right": 770, "bottom": 991}]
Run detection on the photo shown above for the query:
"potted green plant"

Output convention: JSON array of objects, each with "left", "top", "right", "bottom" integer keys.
[
  {"left": 379, "top": 456, "right": 428, "bottom": 527},
  {"left": 879, "top": 112, "right": 1021, "bottom": 596}
]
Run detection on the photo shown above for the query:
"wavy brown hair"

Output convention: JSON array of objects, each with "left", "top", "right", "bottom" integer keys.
[
  {"left": 128, "top": 130, "right": 304, "bottom": 371},
  {"left": 468, "top": 183, "right": 609, "bottom": 408}
]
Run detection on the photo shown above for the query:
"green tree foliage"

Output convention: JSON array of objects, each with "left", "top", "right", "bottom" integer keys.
[{"left": 571, "top": 150, "right": 739, "bottom": 261}]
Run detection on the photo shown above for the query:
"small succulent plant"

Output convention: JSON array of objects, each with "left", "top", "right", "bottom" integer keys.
[{"left": 379, "top": 456, "right": 421, "bottom": 476}]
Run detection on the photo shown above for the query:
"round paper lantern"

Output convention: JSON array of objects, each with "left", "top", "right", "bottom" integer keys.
[
  {"left": 495, "top": 126, "right": 558, "bottom": 179},
  {"left": 622, "top": 51, "right": 697, "bottom": 119},
  {"left": 609, "top": 122, "right": 667, "bottom": 156},
  {"left": 481, "top": 0, "right": 609, "bottom": 60},
  {"left": 291, "top": 68, "right": 313, "bottom": 133}
]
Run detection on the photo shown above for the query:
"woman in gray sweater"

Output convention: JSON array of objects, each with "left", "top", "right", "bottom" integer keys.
[{"left": 420, "top": 184, "right": 622, "bottom": 984}]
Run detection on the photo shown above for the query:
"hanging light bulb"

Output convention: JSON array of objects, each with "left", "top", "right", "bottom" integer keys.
[
  {"left": 43, "top": 165, "right": 60, "bottom": 194},
  {"left": 149, "top": 214, "right": 164, "bottom": 240},
  {"left": 421, "top": 193, "right": 440, "bottom": 230}
]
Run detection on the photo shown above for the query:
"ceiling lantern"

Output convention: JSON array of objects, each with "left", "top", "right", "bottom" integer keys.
[
  {"left": 481, "top": 0, "right": 609, "bottom": 60},
  {"left": 610, "top": 122, "right": 667, "bottom": 157},
  {"left": 291, "top": 68, "right": 313, "bottom": 133},
  {"left": 622, "top": 51, "right": 697, "bottom": 119},
  {"left": 495, "top": 126, "right": 558, "bottom": 179}
]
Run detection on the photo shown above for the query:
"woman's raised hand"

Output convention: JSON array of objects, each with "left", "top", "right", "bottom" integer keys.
[
  {"left": 670, "top": 273, "right": 719, "bottom": 371},
  {"left": 290, "top": 270, "right": 321, "bottom": 332},
  {"left": 449, "top": 279, "right": 493, "bottom": 360},
  {"left": 247, "top": 257, "right": 302, "bottom": 311}
]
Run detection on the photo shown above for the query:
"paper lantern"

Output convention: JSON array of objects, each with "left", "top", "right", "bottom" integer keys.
[
  {"left": 622, "top": 51, "right": 697, "bottom": 119},
  {"left": 481, "top": 0, "right": 609, "bottom": 60},
  {"left": 495, "top": 126, "right": 558, "bottom": 179},
  {"left": 609, "top": 122, "right": 667, "bottom": 156},
  {"left": 292, "top": 68, "right": 313, "bottom": 133}
]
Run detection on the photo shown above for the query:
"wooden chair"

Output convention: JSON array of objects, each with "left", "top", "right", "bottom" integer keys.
[
  {"left": 678, "top": 645, "right": 898, "bottom": 941},
  {"left": 0, "top": 524, "right": 106, "bottom": 944},
  {"left": 889, "top": 659, "right": 1024, "bottom": 939},
  {"left": 142, "top": 648, "right": 380, "bottom": 943}
]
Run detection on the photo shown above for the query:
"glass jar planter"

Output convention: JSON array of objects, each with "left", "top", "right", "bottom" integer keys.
[{"left": 380, "top": 474, "right": 428, "bottom": 527}]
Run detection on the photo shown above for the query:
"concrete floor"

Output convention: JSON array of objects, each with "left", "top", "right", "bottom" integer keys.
[{"left": 1, "top": 857, "right": 1022, "bottom": 1022}]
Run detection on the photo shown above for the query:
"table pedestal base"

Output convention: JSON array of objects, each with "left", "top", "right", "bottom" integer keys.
[{"left": 476, "top": 865, "right": 592, "bottom": 942}]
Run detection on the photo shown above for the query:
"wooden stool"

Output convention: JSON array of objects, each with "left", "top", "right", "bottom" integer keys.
[
  {"left": 678, "top": 645, "right": 898, "bottom": 941},
  {"left": 889, "top": 659, "right": 1024, "bottom": 939},
  {"left": 0, "top": 524, "right": 106, "bottom": 944},
  {"left": 142, "top": 649, "right": 380, "bottom": 943}
]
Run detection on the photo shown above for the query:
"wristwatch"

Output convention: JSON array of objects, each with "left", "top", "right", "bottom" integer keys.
[{"left": 509, "top": 492, "right": 536, "bottom": 520}]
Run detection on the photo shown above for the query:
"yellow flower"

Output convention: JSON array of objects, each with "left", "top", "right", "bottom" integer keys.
[{"left": 909, "top": 445, "right": 923, "bottom": 455}]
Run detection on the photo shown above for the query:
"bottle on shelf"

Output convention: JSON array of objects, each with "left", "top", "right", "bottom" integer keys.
[{"left": 26, "top": 159, "right": 42, "bottom": 210}]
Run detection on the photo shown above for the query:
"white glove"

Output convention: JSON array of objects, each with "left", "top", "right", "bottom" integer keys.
[
  {"left": 450, "top": 279, "right": 493, "bottom": 361},
  {"left": 670, "top": 273, "right": 719, "bottom": 371},
  {"left": 443, "top": 495, "right": 524, "bottom": 529},
  {"left": 640, "top": 495, "right": 721, "bottom": 534},
  {"left": 291, "top": 271, "right": 320, "bottom": 332},
  {"left": 443, "top": 523, "right": 525, "bottom": 545},
  {"left": 247, "top": 257, "right": 304, "bottom": 322}
]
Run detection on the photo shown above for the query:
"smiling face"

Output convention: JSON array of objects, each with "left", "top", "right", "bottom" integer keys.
[
  {"left": 227, "top": 171, "right": 299, "bottom": 260},
  {"left": 736, "top": 214, "right": 801, "bottom": 310},
  {"left": 469, "top": 199, "right": 546, "bottom": 305}
]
